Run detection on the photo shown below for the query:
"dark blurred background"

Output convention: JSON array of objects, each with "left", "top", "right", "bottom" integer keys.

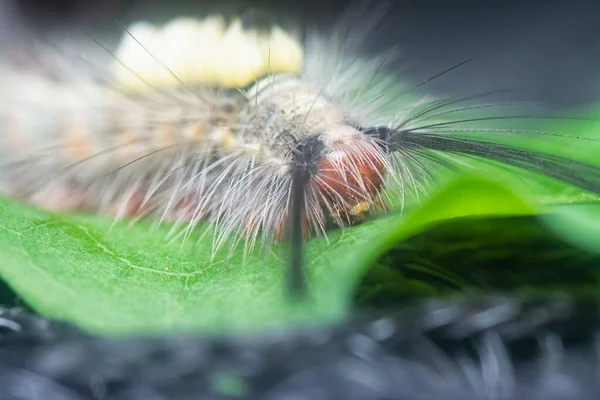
[{"left": 4, "top": 0, "right": 600, "bottom": 109}]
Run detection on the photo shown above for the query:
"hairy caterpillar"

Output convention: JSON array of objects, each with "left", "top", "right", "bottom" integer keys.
[{"left": 1, "top": 1, "right": 600, "bottom": 296}]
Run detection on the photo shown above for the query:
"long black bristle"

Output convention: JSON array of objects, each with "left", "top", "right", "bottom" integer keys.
[
  {"left": 287, "top": 136, "right": 326, "bottom": 299},
  {"left": 393, "top": 130, "right": 600, "bottom": 194}
]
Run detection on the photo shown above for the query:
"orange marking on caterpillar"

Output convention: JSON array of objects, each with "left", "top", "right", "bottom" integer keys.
[
  {"left": 113, "top": 132, "right": 144, "bottom": 159},
  {"left": 109, "top": 191, "right": 146, "bottom": 218},
  {"left": 62, "top": 116, "right": 93, "bottom": 159},
  {"left": 211, "top": 127, "right": 238, "bottom": 148},
  {"left": 154, "top": 126, "right": 178, "bottom": 147},
  {"left": 316, "top": 143, "right": 385, "bottom": 218},
  {"left": 4, "top": 112, "right": 29, "bottom": 153},
  {"left": 191, "top": 124, "right": 205, "bottom": 137},
  {"left": 267, "top": 213, "right": 311, "bottom": 242},
  {"left": 37, "top": 185, "right": 89, "bottom": 212}
]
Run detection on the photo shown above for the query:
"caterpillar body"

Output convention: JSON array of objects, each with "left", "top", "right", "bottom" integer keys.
[{"left": 1, "top": 4, "right": 600, "bottom": 293}]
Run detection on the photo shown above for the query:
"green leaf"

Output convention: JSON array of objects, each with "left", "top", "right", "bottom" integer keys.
[
  {"left": 354, "top": 214, "right": 600, "bottom": 310},
  {"left": 541, "top": 204, "right": 600, "bottom": 255},
  {"left": 0, "top": 176, "right": 558, "bottom": 335}
]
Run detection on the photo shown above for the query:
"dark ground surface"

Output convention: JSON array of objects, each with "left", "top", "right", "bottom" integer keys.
[{"left": 2, "top": 296, "right": 600, "bottom": 400}]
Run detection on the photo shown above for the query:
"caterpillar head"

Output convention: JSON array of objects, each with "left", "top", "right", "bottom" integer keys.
[
  {"left": 315, "top": 125, "right": 387, "bottom": 222},
  {"left": 286, "top": 124, "right": 390, "bottom": 241}
]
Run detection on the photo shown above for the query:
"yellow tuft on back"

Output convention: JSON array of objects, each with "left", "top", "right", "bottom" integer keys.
[{"left": 111, "top": 16, "right": 304, "bottom": 91}]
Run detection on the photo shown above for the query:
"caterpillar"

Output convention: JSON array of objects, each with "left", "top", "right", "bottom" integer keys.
[{"left": 1, "top": 1, "right": 600, "bottom": 296}]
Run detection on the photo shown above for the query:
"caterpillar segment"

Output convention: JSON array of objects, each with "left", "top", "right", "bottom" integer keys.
[{"left": 0, "top": 15, "right": 392, "bottom": 261}]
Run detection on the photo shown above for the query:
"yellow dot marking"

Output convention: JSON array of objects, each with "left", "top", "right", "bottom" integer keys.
[{"left": 348, "top": 201, "right": 370, "bottom": 216}]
